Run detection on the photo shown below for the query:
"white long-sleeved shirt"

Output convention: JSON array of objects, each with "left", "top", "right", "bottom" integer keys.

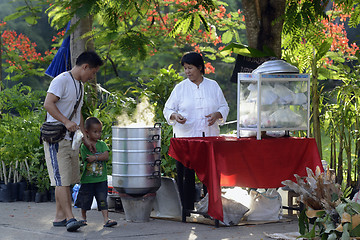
[{"left": 163, "top": 77, "right": 229, "bottom": 137}]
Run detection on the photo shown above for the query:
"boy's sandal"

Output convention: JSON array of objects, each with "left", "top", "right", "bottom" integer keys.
[{"left": 103, "top": 219, "right": 117, "bottom": 228}]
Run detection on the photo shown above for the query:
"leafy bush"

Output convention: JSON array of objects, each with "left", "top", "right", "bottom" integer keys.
[
  {"left": 140, "top": 65, "right": 183, "bottom": 177},
  {"left": 0, "top": 84, "right": 47, "bottom": 191}
]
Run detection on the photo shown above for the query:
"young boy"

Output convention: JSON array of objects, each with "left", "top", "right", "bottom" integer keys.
[{"left": 75, "top": 117, "right": 117, "bottom": 227}]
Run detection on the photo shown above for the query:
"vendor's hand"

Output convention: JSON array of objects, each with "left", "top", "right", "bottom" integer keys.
[
  {"left": 83, "top": 136, "right": 97, "bottom": 153},
  {"left": 205, "top": 112, "right": 222, "bottom": 126},
  {"left": 172, "top": 113, "right": 187, "bottom": 124},
  {"left": 64, "top": 120, "right": 79, "bottom": 132}
]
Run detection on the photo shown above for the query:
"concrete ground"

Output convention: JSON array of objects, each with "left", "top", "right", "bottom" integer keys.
[{"left": 0, "top": 201, "right": 300, "bottom": 240}]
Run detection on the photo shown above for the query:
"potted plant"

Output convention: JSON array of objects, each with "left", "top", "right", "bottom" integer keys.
[{"left": 282, "top": 167, "right": 360, "bottom": 239}]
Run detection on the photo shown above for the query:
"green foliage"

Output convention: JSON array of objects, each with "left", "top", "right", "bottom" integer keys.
[
  {"left": 299, "top": 198, "right": 360, "bottom": 239},
  {"left": 321, "top": 61, "right": 360, "bottom": 187},
  {"left": 0, "top": 84, "right": 47, "bottom": 191},
  {"left": 170, "top": 12, "right": 208, "bottom": 37},
  {"left": 117, "top": 30, "right": 153, "bottom": 60},
  {"left": 283, "top": 0, "right": 328, "bottom": 49},
  {"left": 139, "top": 65, "right": 183, "bottom": 177},
  {"left": 221, "top": 43, "right": 276, "bottom": 58},
  {"left": 335, "top": 0, "right": 360, "bottom": 27}
]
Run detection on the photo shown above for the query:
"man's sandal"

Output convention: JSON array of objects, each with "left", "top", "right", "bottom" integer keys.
[
  {"left": 53, "top": 219, "right": 66, "bottom": 227},
  {"left": 66, "top": 218, "right": 82, "bottom": 232}
]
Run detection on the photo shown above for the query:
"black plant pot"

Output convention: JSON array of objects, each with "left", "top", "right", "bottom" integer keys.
[
  {"left": 10, "top": 182, "right": 19, "bottom": 201},
  {"left": 49, "top": 187, "right": 55, "bottom": 202},
  {"left": 18, "top": 182, "right": 27, "bottom": 201},
  {"left": 23, "top": 190, "right": 32, "bottom": 202},
  {"left": 35, "top": 191, "right": 49, "bottom": 203},
  {"left": 31, "top": 190, "right": 36, "bottom": 202},
  {"left": 0, "top": 183, "right": 12, "bottom": 202},
  {"left": 42, "top": 191, "right": 49, "bottom": 202},
  {"left": 35, "top": 192, "right": 42, "bottom": 203}
]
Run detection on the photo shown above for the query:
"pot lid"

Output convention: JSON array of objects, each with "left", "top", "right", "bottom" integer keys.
[{"left": 252, "top": 60, "right": 299, "bottom": 74}]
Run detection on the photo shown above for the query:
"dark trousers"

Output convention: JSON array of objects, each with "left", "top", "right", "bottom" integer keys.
[{"left": 176, "top": 161, "right": 195, "bottom": 211}]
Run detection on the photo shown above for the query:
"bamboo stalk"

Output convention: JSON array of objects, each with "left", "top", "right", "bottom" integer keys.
[
  {"left": 14, "top": 160, "right": 18, "bottom": 183},
  {"left": 18, "top": 162, "right": 23, "bottom": 182},
  {"left": 24, "top": 159, "right": 31, "bottom": 183},
  {"left": 8, "top": 165, "right": 11, "bottom": 184},
  {"left": 2, "top": 161, "right": 7, "bottom": 185}
]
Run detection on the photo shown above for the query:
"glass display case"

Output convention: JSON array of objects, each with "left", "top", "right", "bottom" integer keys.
[{"left": 237, "top": 73, "right": 310, "bottom": 139}]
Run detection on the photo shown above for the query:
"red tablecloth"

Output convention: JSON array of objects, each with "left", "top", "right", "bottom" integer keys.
[{"left": 168, "top": 136, "right": 322, "bottom": 222}]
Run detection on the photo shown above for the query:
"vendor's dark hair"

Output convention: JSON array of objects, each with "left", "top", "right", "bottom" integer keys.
[
  {"left": 85, "top": 117, "right": 102, "bottom": 130},
  {"left": 76, "top": 51, "right": 103, "bottom": 68},
  {"left": 181, "top": 52, "right": 205, "bottom": 74}
]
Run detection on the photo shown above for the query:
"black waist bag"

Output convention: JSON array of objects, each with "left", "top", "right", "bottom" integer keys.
[{"left": 40, "top": 122, "right": 67, "bottom": 144}]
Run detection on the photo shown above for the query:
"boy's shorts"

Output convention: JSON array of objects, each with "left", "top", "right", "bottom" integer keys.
[
  {"left": 74, "top": 181, "right": 108, "bottom": 211},
  {"left": 44, "top": 139, "right": 80, "bottom": 186}
]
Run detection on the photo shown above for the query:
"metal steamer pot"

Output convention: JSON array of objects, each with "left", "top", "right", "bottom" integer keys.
[{"left": 112, "top": 123, "right": 161, "bottom": 195}]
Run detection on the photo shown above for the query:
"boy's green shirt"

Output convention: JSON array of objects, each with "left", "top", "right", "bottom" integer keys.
[{"left": 80, "top": 140, "right": 110, "bottom": 183}]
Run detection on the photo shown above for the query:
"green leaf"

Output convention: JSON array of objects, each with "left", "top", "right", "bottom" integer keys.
[
  {"left": 193, "top": 13, "right": 201, "bottom": 31},
  {"left": 222, "top": 30, "right": 233, "bottom": 44},
  {"left": 4, "top": 11, "right": 25, "bottom": 21},
  {"left": 342, "top": 223, "right": 351, "bottom": 240},
  {"left": 24, "top": 15, "right": 37, "bottom": 25},
  {"left": 298, "top": 209, "right": 309, "bottom": 235},
  {"left": 222, "top": 56, "right": 235, "bottom": 63},
  {"left": 221, "top": 43, "right": 273, "bottom": 57},
  {"left": 350, "top": 223, "right": 360, "bottom": 237},
  {"left": 315, "top": 40, "right": 332, "bottom": 62},
  {"left": 328, "top": 232, "right": 339, "bottom": 240},
  {"left": 206, "top": 54, "right": 216, "bottom": 60},
  {"left": 198, "top": 13, "right": 209, "bottom": 32}
]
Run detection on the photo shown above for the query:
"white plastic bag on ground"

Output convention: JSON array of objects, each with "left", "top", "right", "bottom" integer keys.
[
  {"left": 196, "top": 188, "right": 250, "bottom": 226},
  {"left": 245, "top": 189, "right": 282, "bottom": 221}
]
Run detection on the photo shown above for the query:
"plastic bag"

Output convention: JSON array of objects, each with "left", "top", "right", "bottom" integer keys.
[
  {"left": 72, "top": 184, "right": 81, "bottom": 208},
  {"left": 196, "top": 191, "right": 250, "bottom": 226},
  {"left": 245, "top": 189, "right": 282, "bottom": 221},
  {"left": 272, "top": 83, "right": 295, "bottom": 104},
  {"left": 72, "top": 129, "right": 83, "bottom": 150},
  {"left": 246, "top": 84, "right": 278, "bottom": 105},
  {"left": 269, "top": 108, "right": 303, "bottom": 128}
]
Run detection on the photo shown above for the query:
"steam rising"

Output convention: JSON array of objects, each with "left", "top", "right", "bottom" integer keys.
[{"left": 116, "top": 97, "right": 155, "bottom": 127}]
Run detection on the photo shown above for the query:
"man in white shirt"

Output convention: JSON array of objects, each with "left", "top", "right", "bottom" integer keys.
[{"left": 43, "top": 51, "right": 103, "bottom": 232}]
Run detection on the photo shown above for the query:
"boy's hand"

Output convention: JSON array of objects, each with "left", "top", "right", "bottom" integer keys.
[
  {"left": 86, "top": 154, "right": 96, "bottom": 163},
  {"left": 83, "top": 136, "right": 96, "bottom": 153}
]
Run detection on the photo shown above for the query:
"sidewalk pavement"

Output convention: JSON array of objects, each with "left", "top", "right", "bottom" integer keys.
[{"left": 0, "top": 201, "right": 300, "bottom": 240}]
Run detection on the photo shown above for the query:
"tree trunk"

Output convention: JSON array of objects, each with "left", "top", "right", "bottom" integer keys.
[
  {"left": 311, "top": 76, "right": 322, "bottom": 158},
  {"left": 242, "top": 0, "right": 285, "bottom": 58},
  {"left": 310, "top": 47, "right": 322, "bottom": 159},
  {"left": 70, "top": 15, "right": 97, "bottom": 107},
  {"left": 70, "top": 15, "right": 95, "bottom": 65}
]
